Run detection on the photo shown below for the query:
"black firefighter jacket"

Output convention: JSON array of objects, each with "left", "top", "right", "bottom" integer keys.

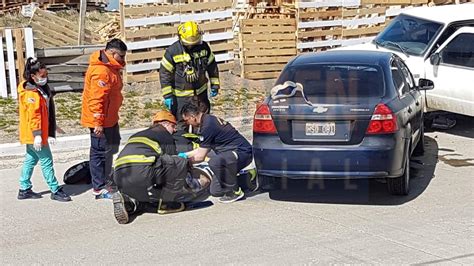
[{"left": 159, "top": 40, "right": 220, "bottom": 98}]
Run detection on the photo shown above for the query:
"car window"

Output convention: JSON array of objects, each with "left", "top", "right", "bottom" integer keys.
[
  {"left": 396, "top": 59, "right": 415, "bottom": 89},
  {"left": 374, "top": 14, "right": 443, "bottom": 56},
  {"left": 276, "top": 64, "right": 384, "bottom": 99},
  {"left": 441, "top": 33, "right": 474, "bottom": 68},
  {"left": 428, "top": 20, "right": 474, "bottom": 57},
  {"left": 391, "top": 60, "right": 410, "bottom": 95}
]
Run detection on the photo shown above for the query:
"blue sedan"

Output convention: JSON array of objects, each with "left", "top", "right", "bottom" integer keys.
[{"left": 252, "top": 51, "right": 434, "bottom": 195}]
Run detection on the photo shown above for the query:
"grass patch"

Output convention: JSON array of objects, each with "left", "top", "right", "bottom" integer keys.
[
  {"left": 144, "top": 99, "right": 163, "bottom": 110},
  {"left": 55, "top": 93, "right": 82, "bottom": 121},
  {"left": 125, "top": 91, "right": 140, "bottom": 97},
  {"left": 0, "top": 98, "right": 16, "bottom": 105}
]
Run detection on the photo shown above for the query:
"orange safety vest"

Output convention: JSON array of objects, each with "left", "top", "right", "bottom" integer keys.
[{"left": 81, "top": 50, "right": 124, "bottom": 128}]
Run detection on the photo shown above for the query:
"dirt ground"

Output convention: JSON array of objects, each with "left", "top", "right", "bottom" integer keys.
[{"left": 0, "top": 72, "right": 274, "bottom": 144}]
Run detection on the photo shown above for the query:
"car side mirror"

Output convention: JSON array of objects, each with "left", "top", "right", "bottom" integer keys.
[
  {"left": 418, "top": 78, "right": 434, "bottom": 90},
  {"left": 430, "top": 53, "right": 441, "bottom": 65}
]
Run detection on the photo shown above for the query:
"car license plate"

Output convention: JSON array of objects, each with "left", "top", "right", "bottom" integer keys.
[{"left": 305, "top": 122, "right": 336, "bottom": 136}]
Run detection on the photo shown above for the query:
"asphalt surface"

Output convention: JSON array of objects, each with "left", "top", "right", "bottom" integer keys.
[{"left": 1, "top": 116, "right": 473, "bottom": 264}]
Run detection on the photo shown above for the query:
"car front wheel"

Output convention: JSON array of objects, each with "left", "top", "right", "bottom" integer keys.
[{"left": 387, "top": 144, "right": 410, "bottom": 195}]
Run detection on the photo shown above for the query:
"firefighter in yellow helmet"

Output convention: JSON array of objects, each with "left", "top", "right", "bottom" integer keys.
[{"left": 159, "top": 21, "right": 220, "bottom": 129}]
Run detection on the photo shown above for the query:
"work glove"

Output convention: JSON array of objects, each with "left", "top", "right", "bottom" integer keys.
[
  {"left": 178, "top": 152, "right": 188, "bottom": 159},
  {"left": 33, "top": 135, "right": 42, "bottom": 151},
  {"left": 210, "top": 85, "right": 219, "bottom": 97},
  {"left": 164, "top": 98, "right": 173, "bottom": 110},
  {"left": 48, "top": 137, "right": 56, "bottom": 146}
]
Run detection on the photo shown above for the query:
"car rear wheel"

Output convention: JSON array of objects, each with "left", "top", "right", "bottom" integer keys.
[
  {"left": 387, "top": 144, "right": 410, "bottom": 195},
  {"left": 413, "top": 121, "right": 425, "bottom": 156}
]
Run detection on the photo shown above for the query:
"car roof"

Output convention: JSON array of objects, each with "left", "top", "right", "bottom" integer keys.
[
  {"left": 290, "top": 50, "right": 392, "bottom": 66},
  {"left": 402, "top": 3, "right": 474, "bottom": 24}
]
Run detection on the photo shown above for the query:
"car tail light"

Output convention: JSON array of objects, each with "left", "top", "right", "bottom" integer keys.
[
  {"left": 253, "top": 103, "right": 277, "bottom": 134},
  {"left": 366, "top": 103, "right": 398, "bottom": 134}
]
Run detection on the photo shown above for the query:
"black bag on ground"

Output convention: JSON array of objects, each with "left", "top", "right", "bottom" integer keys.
[{"left": 63, "top": 161, "right": 92, "bottom": 185}]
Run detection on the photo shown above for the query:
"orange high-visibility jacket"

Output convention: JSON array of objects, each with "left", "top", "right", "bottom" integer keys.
[
  {"left": 18, "top": 82, "right": 49, "bottom": 145},
  {"left": 81, "top": 50, "right": 124, "bottom": 128}
]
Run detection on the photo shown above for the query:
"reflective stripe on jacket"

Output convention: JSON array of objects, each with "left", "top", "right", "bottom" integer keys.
[
  {"left": 159, "top": 40, "right": 220, "bottom": 98},
  {"left": 114, "top": 125, "right": 177, "bottom": 169}
]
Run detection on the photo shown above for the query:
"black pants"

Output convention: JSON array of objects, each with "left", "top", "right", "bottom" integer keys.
[
  {"left": 170, "top": 92, "right": 210, "bottom": 131},
  {"left": 89, "top": 124, "right": 120, "bottom": 191},
  {"left": 208, "top": 150, "right": 253, "bottom": 197},
  {"left": 113, "top": 154, "right": 189, "bottom": 203}
]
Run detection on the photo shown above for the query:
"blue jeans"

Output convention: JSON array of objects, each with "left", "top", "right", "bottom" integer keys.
[
  {"left": 19, "top": 144, "right": 60, "bottom": 193},
  {"left": 89, "top": 124, "right": 120, "bottom": 191}
]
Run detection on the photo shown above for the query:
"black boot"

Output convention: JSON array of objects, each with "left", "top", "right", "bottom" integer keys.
[{"left": 113, "top": 192, "right": 137, "bottom": 224}]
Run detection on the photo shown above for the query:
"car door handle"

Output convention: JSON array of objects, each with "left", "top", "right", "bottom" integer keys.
[
  {"left": 408, "top": 107, "right": 413, "bottom": 113},
  {"left": 415, "top": 101, "right": 420, "bottom": 106}
]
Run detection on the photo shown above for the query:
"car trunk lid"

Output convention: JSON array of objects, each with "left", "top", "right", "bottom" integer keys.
[
  {"left": 270, "top": 96, "right": 380, "bottom": 145},
  {"left": 269, "top": 63, "right": 386, "bottom": 145}
]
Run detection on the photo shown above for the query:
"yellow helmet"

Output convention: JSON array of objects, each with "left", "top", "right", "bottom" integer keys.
[{"left": 177, "top": 21, "right": 203, "bottom": 46}]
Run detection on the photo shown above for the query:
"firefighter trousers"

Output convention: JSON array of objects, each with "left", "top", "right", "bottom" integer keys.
[{"left": 113, "top": 154, "right": 188, "bottom": 203}]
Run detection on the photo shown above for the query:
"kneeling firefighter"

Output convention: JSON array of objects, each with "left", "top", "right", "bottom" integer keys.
[
  {"left": 112, "top": 110, "right": 211, "bottom": 224},
  {"left": 159, "top": 21, "right": 220, "bottom": 129}
]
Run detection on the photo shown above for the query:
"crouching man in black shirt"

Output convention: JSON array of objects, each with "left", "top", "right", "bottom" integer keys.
[{"left": 179, "top": 103, "right": 253, "bottom": 203}]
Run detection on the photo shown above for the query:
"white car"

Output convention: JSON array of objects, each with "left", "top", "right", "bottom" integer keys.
[{"left": 338, "top": 4, "right": 474, "bottom": 117}]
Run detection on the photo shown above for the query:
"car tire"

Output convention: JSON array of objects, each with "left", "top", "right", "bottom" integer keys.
[
  {"left": 413, "top": 121, "right": 425, "bottom": 156},
  {"left": 387, "top": 144, "right": 410, "bottom": 195},
  {"left": 424, "top": 114, "right": 434, "bottom": 131},
  {"left": 259, "top": 175, "right": 281, "bottom": 192}
]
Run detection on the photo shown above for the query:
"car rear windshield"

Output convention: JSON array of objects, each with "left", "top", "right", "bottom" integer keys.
[{"left": 277, "top": 64, "right": 385, "bottom": 98}]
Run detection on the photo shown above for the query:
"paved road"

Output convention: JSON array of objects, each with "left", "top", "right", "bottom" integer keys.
[{"left": 1, "top": 117, "right": 473, "bottom": 264}]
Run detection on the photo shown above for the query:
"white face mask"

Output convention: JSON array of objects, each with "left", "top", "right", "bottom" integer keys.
[{"left": 36, "top": 77, "right": 47, "bottom": 86}]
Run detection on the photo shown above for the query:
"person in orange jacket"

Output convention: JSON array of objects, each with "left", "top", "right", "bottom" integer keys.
[
  {"left": 81, "top": 38, "right": 127, "bottom": 199},
  {"left": 17, "top": 57, "right": 71, "bottom": 202}
]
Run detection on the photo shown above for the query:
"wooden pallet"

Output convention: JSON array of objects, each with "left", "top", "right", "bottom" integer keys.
[
  {"left": 239, "top": 17, "right": 297, "bottom": 79},
  {"left": 29, "top": 7, "right": 99, "bottom": 48},
  {"left": 340, "top": 5, "right": 387, "bottom": 47},
  {"left": 121, "top": 0, "right": 235, "bottom": 83},
  {"left": 0, "top": 28, "right": 35, "bottom": 99},
  {"left": 297, "top": 5, "right": 343, "bottom": 53},
  {"left": 1, "top": 0, "right": 107, "bottom": 14}
]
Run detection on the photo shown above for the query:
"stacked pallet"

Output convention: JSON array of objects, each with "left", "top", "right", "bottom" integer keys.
[
  {"left": 296, "top": 1, "right": 345, "bottom": 52},
  {"left": 29, "top": 8, "right": 100, "bottom": 48},
  {"left": 296, "top": 0, "right": 435, "bottom": 53},
  {"left": 381, "top": 0, "right": 429, "bottom": 20},
  {"left": 121, "top": 0, "right": 235, "bottom": 83},
  {"left": 36, "top": 45, "right": 104, "bottom": 93},
  {"left": 96, "top": 14, "right": 122, "bottom": 43},
  {"left": 239, "top": 17, "right": 297, "bottom": 79},
  {"left": 341, "top": 5, "right": 388, "bottom": 47},
  {"left": 1, "top": 0, "right": 107, "bottom": 13},
  {"left": 0, "top": 28, "right": 35, "bottom": 99}
]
